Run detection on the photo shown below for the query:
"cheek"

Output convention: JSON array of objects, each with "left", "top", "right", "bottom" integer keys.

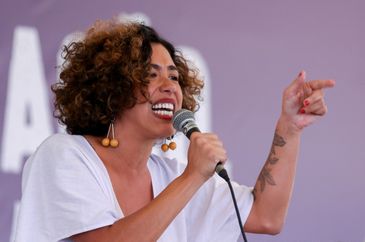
[
  {"left": 134, "top": 84, "right": 152, "bottom": 102},
  {"left": 149, "top": 77, "right": 162, "bottom": 91},
  {"left": 146, "top": 84, "right": 159, "bottom": 100},
  {"left": 176, "top": 86, "right": 183, "bottom": 108}
]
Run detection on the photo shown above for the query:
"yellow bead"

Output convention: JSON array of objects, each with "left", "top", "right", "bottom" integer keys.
[
  {"left": 101, "top": 138, "right": 110, "bottom": 147},
  {"left": 168, "top": 142, "right": 176, "bottom": 150},
  {"left": 110, "top": 139, "right": 119, "bottom": 148},
  {"left": 161, "top": 143, "right": 169, "bottom": 152}
]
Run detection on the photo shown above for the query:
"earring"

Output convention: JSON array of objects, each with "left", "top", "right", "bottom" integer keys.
[
  {"left": 161, "top": 135, "right": 176, "bottom": 152},
  {"left": 101, "top": 119, "right": 119, "bottom": 148}
]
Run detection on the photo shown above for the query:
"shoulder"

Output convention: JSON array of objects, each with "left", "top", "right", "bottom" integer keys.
[
  {"left": 18, "top": 135, "right": 121, "bottom": 241},
  {"left": 30, "top": 133, "right": 91, "bottom": 161},
  {"left": 22, "top": 133, "right": 109, "bottom": 194},
  {"left": 36, "top": 133, "right": 84, "bottom": 152},
  {"left": 24, "top": 133, "right": 91, "bottom": 175}
]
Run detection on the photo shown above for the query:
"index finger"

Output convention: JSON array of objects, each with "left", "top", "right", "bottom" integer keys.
[{"left": 308, "top": 79, "right": 336, "bottom": 90}]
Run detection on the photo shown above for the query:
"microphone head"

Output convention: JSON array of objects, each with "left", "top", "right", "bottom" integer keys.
[{"left": 172, "top": 109, "right": 195, "bottom": 132}]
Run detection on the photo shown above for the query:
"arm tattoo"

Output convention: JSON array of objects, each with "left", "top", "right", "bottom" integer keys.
[{"left": 255, "top": 131, "right": 286, "bottom": 194}]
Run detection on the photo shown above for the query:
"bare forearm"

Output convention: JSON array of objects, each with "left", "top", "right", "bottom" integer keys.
[
  {"left": 72, "top": 172, "right": 205, "bottom": 242},
  {"left": 248, "top": 116, "right": 301, "bottom": 233},
  {"left": 245, "top": 72, "right": 334, "bottom": 234}
]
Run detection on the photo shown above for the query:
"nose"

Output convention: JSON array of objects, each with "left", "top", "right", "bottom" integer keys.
[{"left": 159, "top": 77, "right": 176, "bottom": 94}]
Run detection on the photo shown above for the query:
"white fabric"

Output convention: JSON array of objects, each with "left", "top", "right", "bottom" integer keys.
[{"left": 14, "top": 133, "right": 253, "bottom": 242}]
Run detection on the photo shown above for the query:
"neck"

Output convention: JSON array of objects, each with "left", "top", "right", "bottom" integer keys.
[
  {"left": 115, "top": 135, "right": 154, "bottom": 172},
  {"left": 105, "top": 117, "right": 158, "bottom": 173}
]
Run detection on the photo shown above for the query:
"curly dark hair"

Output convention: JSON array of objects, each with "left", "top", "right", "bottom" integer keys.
[{"left": 52, "top": 19, "right": 204, "bottom": 136}]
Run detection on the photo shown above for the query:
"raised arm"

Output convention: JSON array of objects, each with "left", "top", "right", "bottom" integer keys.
[{"left": 244, "top": 71, "right": 335, "bottom": 234}]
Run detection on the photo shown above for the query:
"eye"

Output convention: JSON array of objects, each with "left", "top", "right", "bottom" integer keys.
[
  {"left": 169, "top": 75, "right": 179, "bottom": 81},
  {"left": 148, "top": 72, "right": 158, "bottom": 78}
]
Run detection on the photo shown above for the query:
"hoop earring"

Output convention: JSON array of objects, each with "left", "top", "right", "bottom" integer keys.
[
  {"left": 101, "top": 119, "right": 119, "bottom": 148},
  {"left": 161, "top": 135, "right": 176, "bottom": 152}
]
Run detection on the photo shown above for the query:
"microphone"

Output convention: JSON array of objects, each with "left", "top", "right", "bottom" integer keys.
[{"left": 172, "top": 109, "right": 229, "bottom": 181}]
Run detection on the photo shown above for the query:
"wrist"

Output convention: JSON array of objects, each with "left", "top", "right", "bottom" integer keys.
[
  {"left": 181, "top": 168, "right": 207, "bottom": 188},
  {"left": 277, "top": 115, "right": 303, "bottom": 138}
]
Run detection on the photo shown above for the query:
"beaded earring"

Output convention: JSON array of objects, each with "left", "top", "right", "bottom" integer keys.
[
  {"left": 101, "top": 119, "right": 119, "bottom": 148},
  {"left": 161, "top": 135, "right": 177, "bottom": 152}
]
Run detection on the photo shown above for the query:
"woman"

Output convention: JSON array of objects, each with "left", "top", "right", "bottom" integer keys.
[{"left": 14, "top": 19, "right": 335, "bottom": 242}]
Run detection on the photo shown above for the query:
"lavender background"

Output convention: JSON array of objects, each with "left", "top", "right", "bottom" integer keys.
[{"left": 1, "top": 0, "right": 364, "bottom": 241}]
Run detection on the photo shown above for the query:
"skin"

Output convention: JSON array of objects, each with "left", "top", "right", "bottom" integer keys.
[
  {"left": 245, "top": 71, "right": 335, "bottom": 234},
  {"left": 71, "top": 44, "right": 335, "bottom": 241}
]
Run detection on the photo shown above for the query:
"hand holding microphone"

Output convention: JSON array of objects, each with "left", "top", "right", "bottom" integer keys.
[{"left": 172, "top": 109, "right": 230, "bottom": 181}]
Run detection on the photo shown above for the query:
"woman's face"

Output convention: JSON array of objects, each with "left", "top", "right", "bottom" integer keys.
[{"left": 120, "top": 43, "right": 183, "bottom": 139}]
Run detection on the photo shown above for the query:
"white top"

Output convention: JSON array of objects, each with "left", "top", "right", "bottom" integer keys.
[{"left": 14, "top": 134, "right": 253, "bottom": 242}]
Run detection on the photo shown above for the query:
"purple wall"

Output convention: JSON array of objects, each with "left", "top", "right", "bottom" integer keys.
[{"left": 1, "top": 0, "right": 364, "bottom": 241}]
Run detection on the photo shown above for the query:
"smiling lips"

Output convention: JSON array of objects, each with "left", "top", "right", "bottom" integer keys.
[{"left": 152, "top": 102, "right": 174, "bottom": 120}]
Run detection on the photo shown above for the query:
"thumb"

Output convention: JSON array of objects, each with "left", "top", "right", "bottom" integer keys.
[{"left": 287, "top": 70, "right": 306, "bottom": 94}]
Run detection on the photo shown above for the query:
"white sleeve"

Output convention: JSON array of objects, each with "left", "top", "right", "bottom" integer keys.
[
  {"left": 186, "top": 174, "right": 254, "bottom": 242},
  {"left": 14, "top": 135, "right": 121, "bottom": 242}
]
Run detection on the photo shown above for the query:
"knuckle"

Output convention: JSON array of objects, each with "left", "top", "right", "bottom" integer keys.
[
  {"left": 193, "top": 134, "right": 205, "bottom": 145},
  {"left": 207, "top": 151, "right": 216, "bottom": 160},
  {"left": 194, "top": 136, "right": 202, "bottom": 145},
  {"left": 319, "top": 99, "right": 326, "bottom": 106},
  {"left": 220, "top": 155, "right": 227, "bottom": 162},
  {"left": 216, "top": 140, "right": 224, "bottom": 147},
  {"left": 190, "top": 133, "right": 199, "bottom": 141},
  {"left": 208, "top": 133, "right": 219, "bottom": 140},
  {"left": 323, "top": 105, "right": 328, "bottom": 113}
]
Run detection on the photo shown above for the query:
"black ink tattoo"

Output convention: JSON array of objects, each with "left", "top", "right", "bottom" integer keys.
[
  {"left": 273, "top": 132, "right": 286, "bottom": 147},
  {"left": 256, "top": 131, "right": 286, "bottom": 193}
]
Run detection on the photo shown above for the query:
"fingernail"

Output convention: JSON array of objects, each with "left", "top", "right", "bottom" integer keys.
[
  {"left": 304, "top": 100, "right": 310, "bottom": 106},
  {"left": 300, "top": 108, "right": 306, "bottom": 114}
]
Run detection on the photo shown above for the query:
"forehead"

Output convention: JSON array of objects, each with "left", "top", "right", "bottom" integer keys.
[{"left": 150, "top": 43, "right": 175, "bottom": 65}]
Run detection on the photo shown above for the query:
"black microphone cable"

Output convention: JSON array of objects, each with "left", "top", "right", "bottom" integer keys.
[
  {"left": 173, "top": 109, "right": 248, "bottom": 242},
  {"left": 216, "top": 167, "right": 248, "bottom": 242}
]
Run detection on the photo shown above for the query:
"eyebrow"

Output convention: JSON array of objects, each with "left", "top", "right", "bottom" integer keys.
[{"left": 150, "top": 63, "right": 178, "bottom": 72}]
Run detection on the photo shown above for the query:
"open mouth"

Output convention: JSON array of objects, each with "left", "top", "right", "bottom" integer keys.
[{"left": 151, "top": 102, "right": 174, "bottom": 120}]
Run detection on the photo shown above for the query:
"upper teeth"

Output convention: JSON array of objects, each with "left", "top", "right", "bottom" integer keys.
[{"left": 152, "top": 103, "right": 174, "bottom": 111}]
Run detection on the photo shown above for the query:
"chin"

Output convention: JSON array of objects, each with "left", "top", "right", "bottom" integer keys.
[{"left": 159, "top": 128, "right": 175, "bottom": 138}]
